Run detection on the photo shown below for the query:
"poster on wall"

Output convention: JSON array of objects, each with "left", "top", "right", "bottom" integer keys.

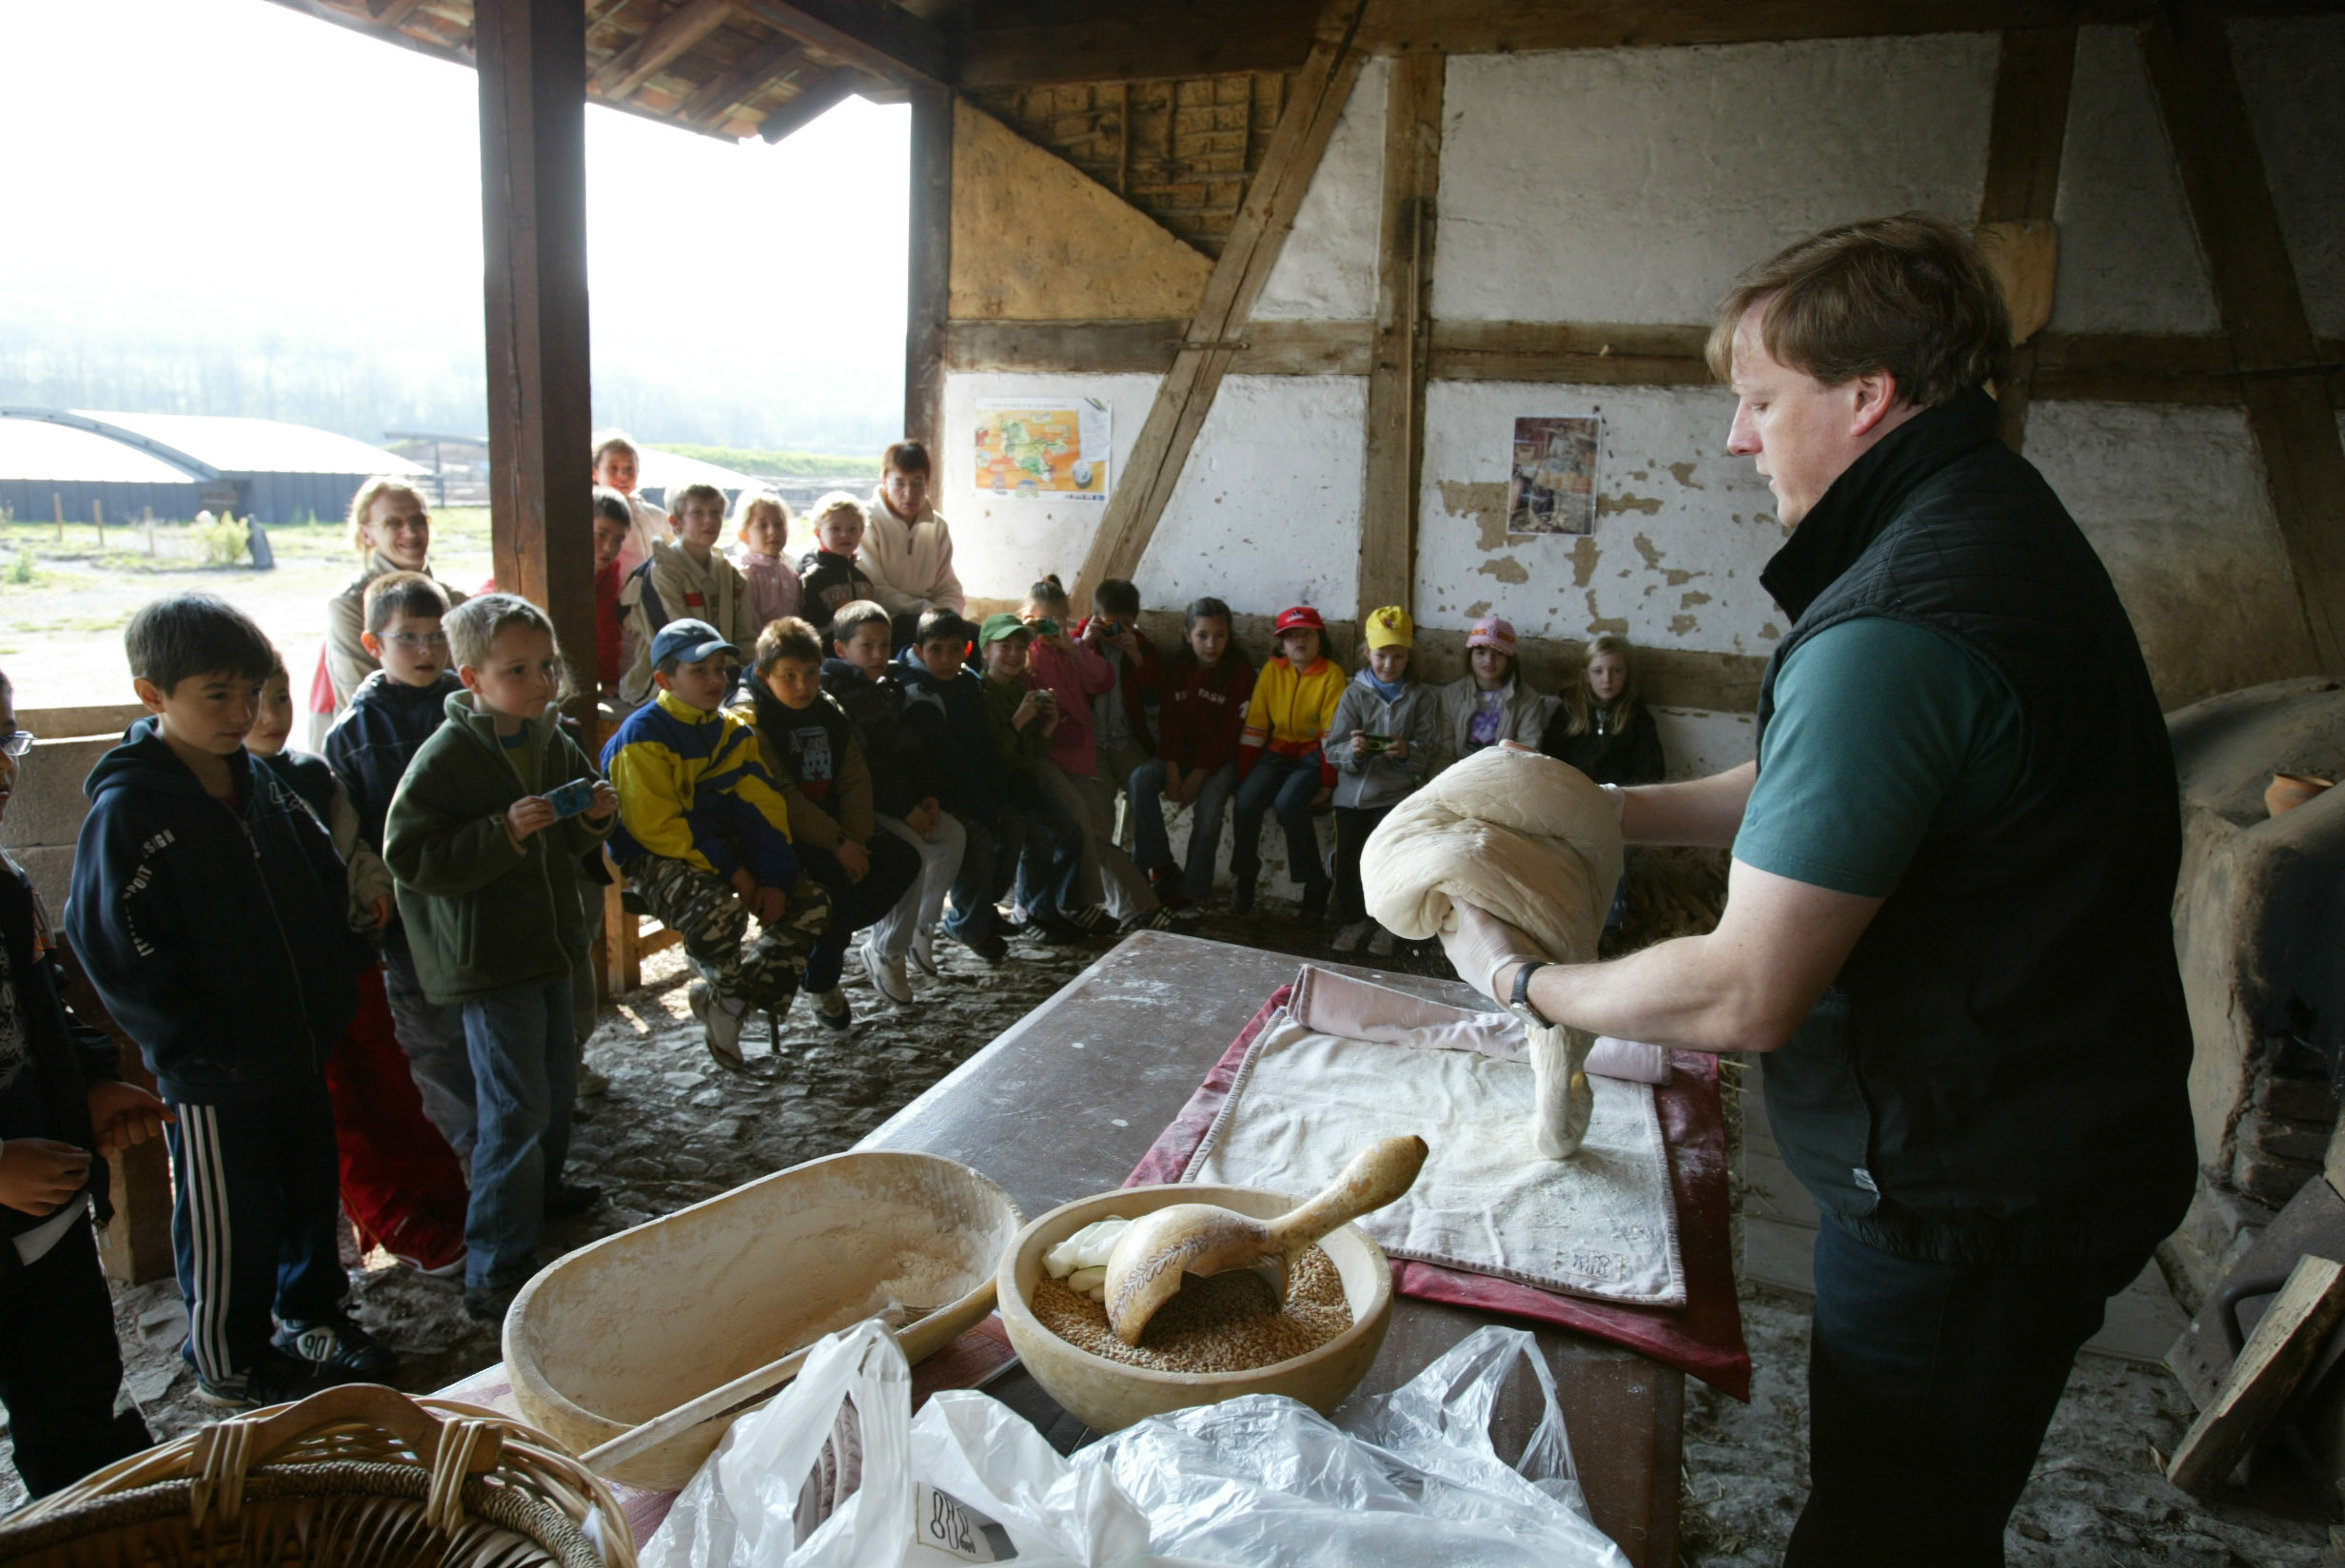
[
  {"left": 974, "top": 397, "right": 1113, "bottom": 501},
  {"left": 1507, "top": 415, "right": 1601, "bottom": 536}
]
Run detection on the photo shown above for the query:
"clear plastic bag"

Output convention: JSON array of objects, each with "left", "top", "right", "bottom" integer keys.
[{"left": 648, "top": 1321, "right": 1627, "bottom": 1568}]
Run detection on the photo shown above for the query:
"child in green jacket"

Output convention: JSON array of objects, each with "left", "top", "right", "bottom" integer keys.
[{"left": 383, "top": 594, "right": 616, "bottom": 1322}]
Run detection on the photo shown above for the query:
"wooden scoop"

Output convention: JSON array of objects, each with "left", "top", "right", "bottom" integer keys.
[{"left": 1102, "top": 1134, "right": 1429, "bottom": 1346}]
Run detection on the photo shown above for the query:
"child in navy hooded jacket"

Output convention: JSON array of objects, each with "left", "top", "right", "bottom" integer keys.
[{"left": 66, "top": 595, "right": 384, "bottom": 1409}]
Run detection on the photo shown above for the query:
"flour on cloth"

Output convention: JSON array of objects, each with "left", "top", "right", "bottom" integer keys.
[
  {"left": 1291, "top": 965, "right": 1669, "bottom": 1086},
  {"left": 1183, "top": 1006, "right": 1685, "bottom": 1307}
]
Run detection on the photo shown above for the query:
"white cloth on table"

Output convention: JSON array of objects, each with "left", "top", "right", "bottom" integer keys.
[{"left": 1181, "top": 966, "right": 1685, "bottom": 1307}]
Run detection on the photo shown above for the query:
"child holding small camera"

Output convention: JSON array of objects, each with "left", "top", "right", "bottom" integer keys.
[
  {"left": 383, "top": 595, "right": 617, "bottom": 1322},
  {"left": 1328, "top": 606, "right": 1438, "bottom": 954}
]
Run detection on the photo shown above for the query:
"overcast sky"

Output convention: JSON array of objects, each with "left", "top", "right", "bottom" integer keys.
[{"left": 0, "top": 0, "right": 910, "bottom": 450}]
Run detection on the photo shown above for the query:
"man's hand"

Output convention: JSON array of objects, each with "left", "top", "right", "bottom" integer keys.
[
  {"left": 837, "top": 838, "right": 871, "bottom": 881},
  {"left": 1438, "top": 902, "right": 1545, "bottom": 1002},
  {"left": 88, "top": 1081, "right": 172, "bottom": 1158},
  {"left": 585, "top": 779, "right": 620, "bottom": 821},
  {"left": 751, "top": 885, "right": 787, "bottom": 925},
  {"left": 0, "top": 1138, "right": 90, "bottom": 1217},
  {"left": 507, "top": 796, "right": 559, "bottom": 841}
]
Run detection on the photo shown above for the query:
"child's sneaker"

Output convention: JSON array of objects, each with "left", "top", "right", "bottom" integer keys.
[
  {"left": 194, "top": 1345, "right": 319, "bottom": 1411},
  {"left": 272, "top": 1313, "right": 397, "bottom": 1382},
  {"left": 545, "top": 1183, "right": 603, "bottom": 1219},
  {"left": 1149, "top": 866, "right": 1192, "bottom": 912},
  {"left": 1330, "top": 919, "right": 1373, "bottom": 952},
  {"left": 688, "top": 979, "right": 749, "bottom": 1072},
  {"left": 1367, "top": 925, "right": 1400, "bottom": 958},
  {"left": 860, "top": 935, "right": 915, "bottom": 1004},
  {"left": 1297, "top": 879, "right": 1331, "bottom": 925},
  {"left": 1065, "top": 906, "right": 1111, "bottom": 936},
  {"left": 814, "top": 987, "right": 853, "bottom": 1031},
  {"left": 391, "top": 1245, "right": 469, "bottom": 1280},
  {"left": 909, "top": 929, "right": 941, "bottom": 977},
  {"left": 463, "top": 1282, "right": 522, "bottom": 1325},
  {"left": 1229, "top": 878, "right": 1256, "bottom": 916},
  {"left": 1119, "top": 908, "right": 1178, "bottom": 934},
  {"left": 950, "top": 928, "right": 1009, "bottom": 964}
]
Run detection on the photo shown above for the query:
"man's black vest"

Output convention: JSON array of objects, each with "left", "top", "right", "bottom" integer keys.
[{"left": 1755, "top": 388, "right": 2196, "bottom": 1264}]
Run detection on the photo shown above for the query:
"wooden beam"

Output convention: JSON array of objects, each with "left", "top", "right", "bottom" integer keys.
[
  {"left": 732, "top": 0, "right": 950, "bottom": 87},
  {"left": 368, "top": 0, "right": 428, "bottom": 25},
  {"left": 676, "top": 31, "right": 808, "bottom": 127},
  {"left": 956, "top": 1, "right": 1318, "bottom": 90},
  {"left": 2144, "top": 0, "right": 2345, "bottom": 675},
  {"left": 941, "top": 319, "right": 1373, "bottom": 376},
  {"left": 477, "top": 0, "right": 598, "bottom": 730},
  {"left": 589, "top": 0, "right": 735, "bottom": 102},
  {"left": 2166, "top": 1253, "right": 2345, "bottom": 1494},
  {"left": 755, "top": 68, "right": 866, "bottom": 142},
  {"left": 1358, "top": 51, "right": 1442, "bottom": 617},
  {"left": 1976, "top": 25, "right": 2078, "bottom": 450},
  {"left": 1354, "top": 0, "right": 2235, "bottom": 55},
  {"left": 905, "top": 82, "right": 953, "bottom": 448},
  {"left": 1429, "top": 320, "right": 1712, "bottom": 385},
  {"left": 1070, "top": 0, "right": 1371, "bottom": 614},
  {"left": 262, "top": 0, "right": 476, "bottom": 68}
]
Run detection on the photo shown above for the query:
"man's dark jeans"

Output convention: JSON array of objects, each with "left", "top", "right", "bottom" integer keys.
[{"left": 1787, "top": 1214, "right": 2146, "bottom": 1566}]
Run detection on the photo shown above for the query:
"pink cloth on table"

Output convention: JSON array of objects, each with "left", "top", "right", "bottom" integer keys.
[{"left": 1127, "top": 983, "right": 1752, "bottom": 1401}]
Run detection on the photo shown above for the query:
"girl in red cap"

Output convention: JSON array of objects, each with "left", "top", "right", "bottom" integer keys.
[
  {"left": 1232, "top": 606, "right": 1346, "bottom": 919},
  {"left": 1433, "top": 615, "right": 1548, "bottom": 770}
]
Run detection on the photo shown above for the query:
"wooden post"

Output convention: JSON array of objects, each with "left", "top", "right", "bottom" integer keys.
[
  {"left": 904, "top": 81, "right": 953, "bottom": 450},
  {"left": 92, "top": 498, "right": 104, "bottom": 549},
  {"left": 476, "top": 0, "right": 597, "bottom": 728},
  {"left": 1975, "top": 26, "right": 2076, "bottom": 452},
  {"left": 2143, "top": 1, "right": 2345, "bottom": 676},
  {"left": 1358, "top": 51, "right": 1443, "bottom": 619},
  {"left": 52, "top": 492, "right": 62, "bottom": 542}
]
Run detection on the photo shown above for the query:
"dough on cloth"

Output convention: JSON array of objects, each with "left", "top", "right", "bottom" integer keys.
[{"left": 1361, "top": 748, "right": 1625, "bottom": 1157}]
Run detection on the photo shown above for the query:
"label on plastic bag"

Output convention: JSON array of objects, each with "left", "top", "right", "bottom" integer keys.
[{"left": 908, "top": 1480, "right": 1014, "bottom": 1562}]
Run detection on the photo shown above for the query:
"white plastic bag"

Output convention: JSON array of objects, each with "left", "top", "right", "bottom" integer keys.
[{"left": 644, "top": 1318, "right": 913, "bottom": 1568}]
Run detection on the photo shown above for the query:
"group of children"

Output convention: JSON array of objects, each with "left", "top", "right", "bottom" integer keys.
[{"left": 0, "top": 425, "right": 1665, "bottom": 1499}]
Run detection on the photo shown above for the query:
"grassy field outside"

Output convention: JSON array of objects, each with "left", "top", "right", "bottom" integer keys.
[
  {"left": 653, "top": 443, "right": 881, "bottom": 480},
  {"left": 0, "top": 509, "right": 494, "bottom": 715}
]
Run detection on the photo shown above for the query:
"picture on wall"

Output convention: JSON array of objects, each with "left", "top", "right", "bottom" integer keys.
[
  {"left": 974, "top": 397, "right": 1113, "bottom": 501},
  {"left": 1507, "top": 415, "right": 1601, "bottom": 536}
]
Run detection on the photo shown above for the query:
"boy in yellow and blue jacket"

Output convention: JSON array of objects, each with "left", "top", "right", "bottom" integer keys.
[{"left": 601, "top": 619, "right": 831, "bottom": 1071}]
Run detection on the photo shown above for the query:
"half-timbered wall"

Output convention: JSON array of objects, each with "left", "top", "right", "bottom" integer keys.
[{"left": 938, "top": 15, "right": 2345, "bottom": 784}]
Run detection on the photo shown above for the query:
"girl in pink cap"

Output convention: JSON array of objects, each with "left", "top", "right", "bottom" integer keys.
[{"left": 1432, "top": 616, "right": 1547, "bottom": 770}]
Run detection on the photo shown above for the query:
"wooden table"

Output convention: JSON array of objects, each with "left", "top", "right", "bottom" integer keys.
[{"left": 857, "top": 930, "right": 1684, "bottom": 1565}]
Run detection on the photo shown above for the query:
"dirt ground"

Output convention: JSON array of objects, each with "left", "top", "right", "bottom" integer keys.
[{"left": 1, "top": 880, "right": 2337, "bottom": 1563}]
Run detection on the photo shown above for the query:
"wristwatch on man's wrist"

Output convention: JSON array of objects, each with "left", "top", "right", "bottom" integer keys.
[{"left": 1506, "top": 960, "right": 1553, "bottom": 1029}]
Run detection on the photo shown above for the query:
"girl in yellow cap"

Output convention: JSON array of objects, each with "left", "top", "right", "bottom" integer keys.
[{"left": 1328, "top": 606, "right": 1440, "bottom": 954}]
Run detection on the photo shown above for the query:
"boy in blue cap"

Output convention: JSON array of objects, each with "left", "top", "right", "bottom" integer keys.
[{"left": 603, "top": 619, "right": 831, "bottom": 1070}]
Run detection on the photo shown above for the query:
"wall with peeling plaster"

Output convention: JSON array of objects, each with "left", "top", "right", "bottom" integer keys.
[
  {"left": 1416, "top": 381, "right": 1784, "bottom": 658},
  {"left": 2052, "top": 27, "right": 2221, "bottom": 335},
  {"left": 1252, "top": 57, "right": 1387, "bottom": 322},
  {"left": 941, "top": 370, "right": 1162, "bottom": 604},
  {"left": 1144, "top": 376, "right": 1369, "bottom": 611},
  {"left": 1433, "top": 37, "right": 1999, "bottom": 325}
]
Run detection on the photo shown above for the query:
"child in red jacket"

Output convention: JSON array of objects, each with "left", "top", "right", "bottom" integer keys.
[{"left": 1129, "top": 597, "right": 1253, "bottom": 911}]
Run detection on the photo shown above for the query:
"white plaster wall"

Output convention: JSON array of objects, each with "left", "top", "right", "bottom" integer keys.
[
  {"left": 1143, "top": 375, "right": 1368, "bottom": 614},
  {"left": 2230, "top": 14, "right": 2345, "bottom": 340},
  {"left": 1253, "top": 57, "right": 1386, "bottom": 322},
  {"left": 2026, "top": 401, "right": 2314, "bottom": 705},
  {"left": 1433, "top": 37, "right": 1998, "bottom": 324},
  {"left": 1414, "top": 381, "right": 1784, "bottom": 657},
  {"left": 2051, "top": 28, "right": 2220, "bottom": 335},
  {"left": 940, "top": 370, "right": 1161, "bottom": 603},
  {"left": 1654, "top": 707, "right": 1757, "bottom": 781}
]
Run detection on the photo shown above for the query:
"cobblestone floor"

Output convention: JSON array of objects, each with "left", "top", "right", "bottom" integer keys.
[{"left": 4, "top": 881, "right": 2338, "bottom": 1561}]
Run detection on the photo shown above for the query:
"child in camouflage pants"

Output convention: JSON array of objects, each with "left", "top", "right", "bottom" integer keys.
[{"left": 602, "top": 619, "right": 831, "bottom": 1068}]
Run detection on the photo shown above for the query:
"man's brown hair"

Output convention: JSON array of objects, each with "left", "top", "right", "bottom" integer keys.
[{"left": 1707, "top": 212, "right": 2011, "bottom": 409}]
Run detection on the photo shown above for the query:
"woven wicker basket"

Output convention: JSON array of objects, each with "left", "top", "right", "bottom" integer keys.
[{"left": 0, "top": 1383, "right": 638, "bottom": 1568}]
